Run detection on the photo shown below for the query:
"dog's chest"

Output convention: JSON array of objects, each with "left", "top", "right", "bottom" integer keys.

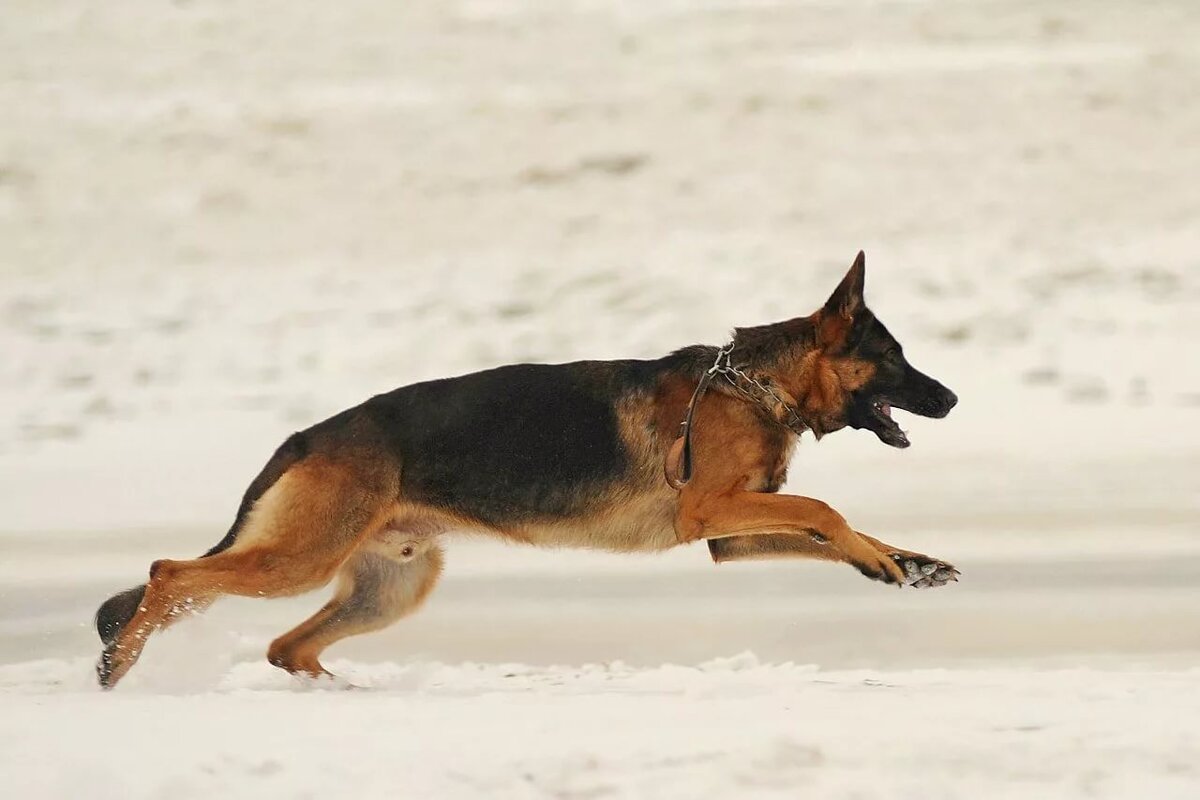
[{"left": 744, "top": 433, "right": 796, "bottom": 493}]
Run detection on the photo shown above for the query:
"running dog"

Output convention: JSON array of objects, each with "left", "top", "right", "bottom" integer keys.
[{"left": 95, "top": 251, "right": 959, "bottom": 688}]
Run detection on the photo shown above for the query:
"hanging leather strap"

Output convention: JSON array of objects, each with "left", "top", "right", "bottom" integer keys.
[
  {"left": 665, "top": 345, "right": 731, "bottom": 489},
  {"left": 664, "top": 343, "right": 814, "bottom": 490},
  {"left": 671, "top": 367, "right": 716, "bottom": 488}
]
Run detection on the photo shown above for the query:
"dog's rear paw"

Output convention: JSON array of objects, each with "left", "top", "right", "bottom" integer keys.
[
  {"left": 96, "top": 643, "right": 122, "bottom": 689},
  {"left": 891, "top": 554, "right": 959, "bottom": 588}
]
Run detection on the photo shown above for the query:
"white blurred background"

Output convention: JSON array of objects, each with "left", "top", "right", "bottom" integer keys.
[{"left": 1, "top": 0, "right": 1198, "bottom": 670}]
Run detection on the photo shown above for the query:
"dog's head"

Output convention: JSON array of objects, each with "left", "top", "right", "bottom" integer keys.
[{"left": 737, "top": 251, "right": 957, "bottom": 447}]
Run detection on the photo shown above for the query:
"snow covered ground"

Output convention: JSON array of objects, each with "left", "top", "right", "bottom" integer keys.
[
  {"left": 5, "top": 656, "right": 1200, "bottom": 800},
  {"left": 2, "top": 1, "right": 1199, "bottom": 798}
]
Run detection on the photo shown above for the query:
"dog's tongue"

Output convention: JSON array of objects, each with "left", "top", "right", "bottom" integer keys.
[{"left": 880, "top": 403, "right": 892, "bottom": 418}]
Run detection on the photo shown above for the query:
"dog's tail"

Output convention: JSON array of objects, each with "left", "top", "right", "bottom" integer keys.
[{"left": 94, "top": 433, "right": 309, "bottom": 645}]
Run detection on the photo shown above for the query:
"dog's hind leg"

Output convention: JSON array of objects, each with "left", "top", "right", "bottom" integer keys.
[
  {"left": 95, "top": 434, "right": 310, "bottom": 648},
  {"left": 97, "top": 457, "right": 398, "bottom": 689},
  {"left": 266, "top": 545, "right": 444, "bottom": 680}
]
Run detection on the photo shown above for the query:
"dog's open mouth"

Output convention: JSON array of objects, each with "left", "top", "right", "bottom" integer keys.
[{"left": 868, "top": 400, "right": 910, "bottom": 449}]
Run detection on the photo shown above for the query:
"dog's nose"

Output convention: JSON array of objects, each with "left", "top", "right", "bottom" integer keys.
[{"left": 942, "top": 389, "right": 958, "bottom": 414}]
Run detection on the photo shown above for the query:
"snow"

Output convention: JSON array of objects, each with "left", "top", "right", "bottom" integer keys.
[
  {"left": 2, "top": 0, "right": 1199, "bottom": 797},
  {"left": 6, "top": 536, "right": 1200, "bottom": 800},
  {"left": 4, "top": 656, "right": 1200, "bottom": 799}
]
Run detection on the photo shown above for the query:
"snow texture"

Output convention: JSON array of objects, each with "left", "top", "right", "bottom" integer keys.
[{"left": 4, "top": 655, "right": 1200, "bottom": 800}]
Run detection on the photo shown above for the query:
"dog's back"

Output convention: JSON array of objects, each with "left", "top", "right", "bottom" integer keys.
[{"left": 353, "top": 358, "right": 672, "bottom": 525}]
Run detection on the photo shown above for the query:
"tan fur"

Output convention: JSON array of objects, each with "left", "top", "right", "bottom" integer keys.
[
  {"left": 267, "top": 546, "right": 444, "bottom": 678},
  {"left": 100, "top": 456, "right": 399, "bottom": 686},
  {"left": 771, "top": 336, "right": 877, "bottom": 438},
  {"left": 659, "top": 322, "right": 908, "bottom": 581},
  {"left": 708, "top": 532, "right": 843, "bottom": 564}
]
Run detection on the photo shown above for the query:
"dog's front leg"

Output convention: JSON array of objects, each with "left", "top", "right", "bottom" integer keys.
[
  {"left": 707, "top": 531, "right": 960, "bottom": 588},
  {"left": 676, "top": 490, "right": 906, "bottom": 584}
]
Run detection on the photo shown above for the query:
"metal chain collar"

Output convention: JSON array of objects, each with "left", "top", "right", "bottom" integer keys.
[
  {"left": 706, "top": 343, "right": 811, "bottom": 437},
  {"left": 670, "top": 342, "right": 812, "bottom": 487}
]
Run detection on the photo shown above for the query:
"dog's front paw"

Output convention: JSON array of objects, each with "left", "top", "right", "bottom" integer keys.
[{"left": 891, "top": 553, "right": 959, "bottom": 588}]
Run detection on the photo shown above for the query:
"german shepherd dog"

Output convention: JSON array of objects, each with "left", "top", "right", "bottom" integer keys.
[{"left": 95, "top": 252, "right": 959, "bottom": 688}]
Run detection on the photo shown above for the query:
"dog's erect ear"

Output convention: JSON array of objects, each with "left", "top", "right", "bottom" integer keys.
[{"left": 823, "top": 251, "right": 866, "bottom": 320}]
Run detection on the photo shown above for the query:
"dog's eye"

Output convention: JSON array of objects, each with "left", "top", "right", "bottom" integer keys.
[
  {"left": 401, "top": 545, "right": 414, "bottom": 558},
  {"left": 884, "top": 347, "right": 902, "bottom": 361}
]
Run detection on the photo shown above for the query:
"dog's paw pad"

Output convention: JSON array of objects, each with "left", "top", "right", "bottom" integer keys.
[{"left": 891, "top": 554, "right": 959, "bottom": 588}]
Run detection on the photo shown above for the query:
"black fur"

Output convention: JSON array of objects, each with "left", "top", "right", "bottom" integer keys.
[
  {"left": 95, "top": 585, "right": 147, "bottom": 646},
  {"left": 355, "top": 359, "right": 672, "bottom": 526},
  {"left": 854, "top": 311, "right": 957, "bottom": 417},
  {"left": 845, "top": 310, "right": 958, "bottom": 447}
]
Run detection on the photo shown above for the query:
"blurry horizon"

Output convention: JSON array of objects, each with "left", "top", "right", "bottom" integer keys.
[{"left": 2, "top": 0, "right": 1196, "bottom": 536}]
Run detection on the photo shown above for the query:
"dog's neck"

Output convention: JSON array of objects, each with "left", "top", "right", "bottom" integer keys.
[
  {"left": 709, "top": 343, "right": 815, "bottom": 438},
  {"left": 723, "top": 315, "right": 836, "bottom": 439}
]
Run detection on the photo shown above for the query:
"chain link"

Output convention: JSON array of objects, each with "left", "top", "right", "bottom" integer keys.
[{"left": 707, "top": 344, "right": 810, "bottom": 436}]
